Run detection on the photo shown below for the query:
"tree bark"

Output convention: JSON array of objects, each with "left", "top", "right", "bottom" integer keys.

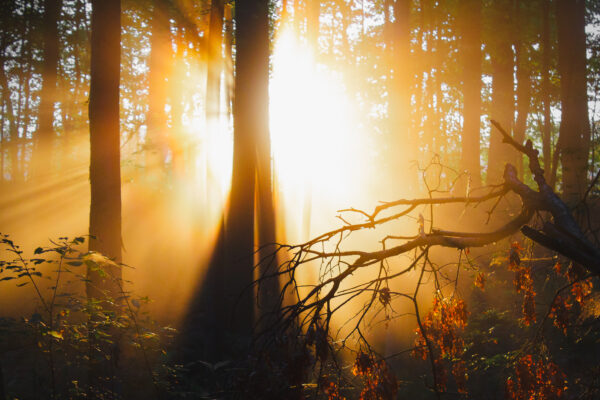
[
  {"left": 224, "top": 0, "right": 272, "bottom": 341},
  {"left": 205, "top": 0, "right": 224, "bottom": 130},
  {"left": 389, "top": 0, "right": 414, "bottom": 190},
  {"left": 557, "top": 0, "right": 590, "bottom": 203},
  {"left": 307, "top": 0, "right": 319, "bottom": 53},
  {"left": 0, "top": 51, "right": 17, "bottom": 183},
  {"left": 147, "top": 0, "right": 171, "bottom": 170},
  {"left": 88, "top": 0, "right": 122, "bottom": 290},
  {"left": 513, "top": 0, "right": 531, "bottom": 179},
  {"left": 541, "top": 0, "right": 554, "bottom": 186},
  {"left": 34, "top": 0, "right": 62, "bottom": 180},
  {"left": 487, "top": 0, "right": 515, "bottom": 184}
]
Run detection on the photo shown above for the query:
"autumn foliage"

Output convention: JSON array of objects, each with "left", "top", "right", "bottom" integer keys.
[
  {"left": 505, "top": 355, "right": 567, "bottom": 400},
  {"left": 351, "top": 352, "right": 398, "bottom": 400},
  {"left": 413, "top": 296, "right": 469, "bottom": 393},
  {"left": 508, "top": 242, "right": 537, "bottom": 326}
]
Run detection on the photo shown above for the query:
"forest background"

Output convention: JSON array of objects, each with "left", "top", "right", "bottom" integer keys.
[{"left": 0, "top": 0, "right": 600, "bottom": 399}]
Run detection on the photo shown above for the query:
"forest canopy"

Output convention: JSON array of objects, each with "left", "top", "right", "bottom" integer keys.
[{"left": 0, "top": 0, "right": 600, "bottom": 399}]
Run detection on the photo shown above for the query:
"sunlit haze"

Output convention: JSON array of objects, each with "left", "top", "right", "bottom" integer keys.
[{"left": 270, "top": 27, "right": 370, "bottom": 242}]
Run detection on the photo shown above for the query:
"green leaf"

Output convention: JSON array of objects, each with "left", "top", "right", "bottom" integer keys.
[{"left": 48, "top": 330, "right": 64, "bottom": 340}]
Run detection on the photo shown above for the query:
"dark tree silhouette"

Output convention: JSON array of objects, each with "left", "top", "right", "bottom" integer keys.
[
  {"left": 88, "top": 0, "right": 122, "bottom": 294},
  {"left": 513, "top": 0, "right": 532, "bottom": 179},
  {"left": 458, "top": 0, "right": 483, "bottom": 188},
  {"left": 557, "top": 0, "right": 590, "bottom": 203},
  {"left": 487, "top": 0, "right": 515, "bottom": 183},
  {"left": 205, "top": 0, "right": 224, "bottom": 138},
  {"left": 147, "top": 0, "right": 171, "bottom": 169},
  {"left": 34, "top": 0, "right": 61, "bottom": 180},
  {"left": 223, "top": 0, "right": 276, "bottom": 341},
  {"left": 542, "top": 0, "right": 555, "bottom": 186}
]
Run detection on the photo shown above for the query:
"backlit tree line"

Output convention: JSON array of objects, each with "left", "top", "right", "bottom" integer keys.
[{"left": 0, "top": 0, "right": 600, "bottom": 398}]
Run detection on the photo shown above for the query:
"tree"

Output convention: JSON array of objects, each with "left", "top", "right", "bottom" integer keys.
[
  {"left": 388, "top": 0, "right": 414, "bottom": 190},
  {"left": 86, "top": 1, "right": 123, "bottom": 395},
  {"left": 541, "top": 0, "right": 555, "bottom": 185},
  {"left": 458, "top": 0, "right": 483, "bottom": 188},
  {"left": 0, "top": 4, "right": 19, "bottom": 183},
  {"left": 556, "top": 0, "right": 590, "bottom": 203},
  {"left": 260, "top": 121, "right": 600, "bottom": 399},
  {"left": 173, "top": 0, "right": 278, "bottom": 363},
  {"left": 223, "top": 0, "right": 276, "bottom": 342},
  {"left": 307, "top": 0, "right": 320, "bottom": 53},
  {"left": 205, "top": 0, "right": 224, "bottom": 143},
  {"left": 34, "top": 0, "right": 62, "bottom": 180},
  {"left": 88, "top": 0, "right": 122, "bottom": 297},
  {"left": 147, "top": 0, "right": 171, "bottom": 171},
  {"left": 513, "top": 0, "right": 532, "bottom": 179},
  {"left": 487, "top": 0, "right": 516, "bottom": 184}
]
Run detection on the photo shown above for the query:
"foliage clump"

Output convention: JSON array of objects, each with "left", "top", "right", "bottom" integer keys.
[
  {"left": 351, "top": 352, "right": 398, "bottom": 400},
  {"left": 505, "top": 354, "right": 567, "bottom": 400},
  {"left": 0, "top": 234, "right": 175, "bottom": 399},
  {"left": 413, "top": 296, "right": 469, "bottom": 393}
]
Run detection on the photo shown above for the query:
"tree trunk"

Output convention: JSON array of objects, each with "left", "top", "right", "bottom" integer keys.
[
  {"left": 88, "top": 0, "right": 122, "bottom": 289},
  {"left": 87, "top": 0, "right": 122, "bottom": 394},
  {"left": 224, "top": 0, "right": 272, "bottom": 342},
  {"left": 170, "top": 26, "right": 185, "bottom": 174},
  {"left": 34, "top": 0, "right": 62, "bottom": 180},
  {"left": 307, "top": 0, "right": 319, "bottom": 53},
  {"left": 487, "top": 0, "right": 515, "bottom": 184},
  {"left": 541, "top": 0, "right": 554, "bottom": 185},
  {"left": 390, "top": 0, "right": 414, "bottom": 191},
  {"left": 205, "top": 0, "right": 224, "bottom": 133},
  {"left": 0, "top": 51, "right": 17, "bottom": 183},
  {"left": 513, "top": 0, "right": 531, "bottom": 179},
  {"left": 147, "top": 0, "right": 171, "bottom": 171},
  {"left": 557, "top": 0, "right": 590, "bottom": 203}
]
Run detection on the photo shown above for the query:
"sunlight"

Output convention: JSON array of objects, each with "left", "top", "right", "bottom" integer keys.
[{"left": 270, "top": 28, "right": 368, "bottom": 241}]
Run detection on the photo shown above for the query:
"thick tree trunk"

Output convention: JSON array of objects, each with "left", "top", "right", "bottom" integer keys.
[
  {"left": 513, "top": 0, "right": 531, "bottom": 179},
  {"left": 541, "top": 0, "right": 554, "bottom": 185},
  {"left": 87, "top": 0, "right": 122, "bottom": 394},
  {"left": 0, "top": 52, "right": 17, "bottom": 183},
  {"left": 147, "top": 0, "right": 171, "bottom": 170},
  {"left": 19, "top": 54, "right": 32, "bottom": 182},
  {"left": 255, "top": 1, "right": 279, "bottom": 327},
  {"left": 34, "top": 0, "right": 62, "bottom": 180},
  {"left": 390, "top": 0, "right": 414, "bottom": 190},
  {"left": 14, "top": 11, "right": 32, "bottom": 183},
  {"left": 557, "top": 0, "right": 590, "bottom": 203},
  {"left": 487, "top": 0, "right": 515, "bottom": 184},
  {"left": 205, "top": 0, "right": 224, "bottom": 130},
  {"left": 88, "top": 0, "right": 122, "bottom": 288},
  {"left": 224, "top": 0, "right": 272, "bottom": 341},
  {"left": 171, "top": 26, "right": 188, "bottom": 175},
  {"left": 307, "top": 0, "right": 319, "bottom": 53}
]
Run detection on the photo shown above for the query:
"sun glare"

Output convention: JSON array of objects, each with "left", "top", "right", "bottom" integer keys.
[{"left": 270, "top": 28, "right": 368, "bottom": 241}]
